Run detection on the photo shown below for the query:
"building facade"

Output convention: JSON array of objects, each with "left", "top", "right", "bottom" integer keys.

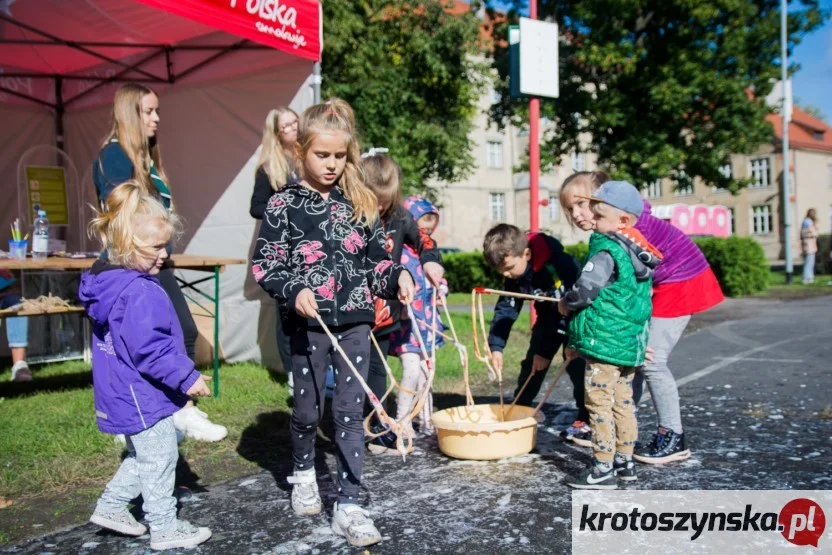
[{"left": 434, "top": 95, "right": 832, "bottom": 263}]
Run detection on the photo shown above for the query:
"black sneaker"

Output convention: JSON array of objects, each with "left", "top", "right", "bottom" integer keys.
[
  {"left": 367, "top": 422, "right": 399, "bottom": 455},
  {"left": 566, "top": 461, "right": 618, "bottom": 490},
  {"left": 633, "top": 428, "right": 691, "bottom": 464},
  {"left": 613, "top": 457, "right": 637, "bottom": 482}
]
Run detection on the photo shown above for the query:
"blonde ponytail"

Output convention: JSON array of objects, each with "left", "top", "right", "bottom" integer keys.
[{"left": 89, "top": 181, "right": 180, "bottom": 268}]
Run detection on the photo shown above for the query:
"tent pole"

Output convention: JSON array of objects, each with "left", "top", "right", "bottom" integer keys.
[{"left": 55, "top": 77, "right": 65, "bottom": 153}]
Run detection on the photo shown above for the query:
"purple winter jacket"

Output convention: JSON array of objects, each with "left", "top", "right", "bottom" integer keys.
[{"left": 79, "top": 261, "right": 200, "bottom": 435}]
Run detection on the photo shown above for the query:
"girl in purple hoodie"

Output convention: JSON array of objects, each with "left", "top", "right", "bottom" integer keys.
[
  {"left": 560, "top": 171, "right": 724, "bottom": 466},
  {"left": 80, "top": 182, "right": 212, "bottom": 551}
]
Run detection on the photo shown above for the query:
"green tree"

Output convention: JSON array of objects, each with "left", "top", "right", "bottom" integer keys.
[
  {"left": 321, "top": 1, "right": 489, "bottom": 196},
  {"left": 489, "top": 1, "right": 828, "bottom": 192}
]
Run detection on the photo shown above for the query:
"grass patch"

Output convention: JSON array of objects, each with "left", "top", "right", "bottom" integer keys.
[
  {"left": 756, "top": 270, "right": 832, "bottom": 299},
  {"left": 0, "top": 311, "right": 531, "bottom": 505}
]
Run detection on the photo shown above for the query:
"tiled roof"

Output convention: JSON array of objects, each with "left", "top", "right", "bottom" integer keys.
[{"left": 767, "top": 106, "right": 832, "bottom": 153}]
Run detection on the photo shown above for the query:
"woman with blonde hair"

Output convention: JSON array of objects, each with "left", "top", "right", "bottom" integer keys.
[
  {"left": 250, "top": 107, "right": 300, "bottom": 384},
  {"left": 249, "top": 106, "right": 300, "bottom": 218},
  {"left": 92, "top": 83, "right": 226, "bottom": 443},
  {"left": 801, "top": 208, "right": 819, "bottom": 284}
]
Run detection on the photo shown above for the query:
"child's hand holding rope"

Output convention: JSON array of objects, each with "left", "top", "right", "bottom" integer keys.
[{"left": 397, "top": 271, "right": 415, "bottom": 303}]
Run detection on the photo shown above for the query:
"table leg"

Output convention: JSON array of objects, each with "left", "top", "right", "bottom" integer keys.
[{"left": 213, "top": 265, "right": 220, "bottom": 397}]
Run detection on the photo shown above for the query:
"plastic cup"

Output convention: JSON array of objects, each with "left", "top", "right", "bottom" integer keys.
[{"left": 8, "top": 240, "right": 28, "bottom": 260}]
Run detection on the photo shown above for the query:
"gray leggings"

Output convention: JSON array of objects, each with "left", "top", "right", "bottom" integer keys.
[
  {"left": 632, "top": 315, "right": 691, "bottom": 434},
  {"left": 290, "top": 324, "right": 371, "bottom": 505},
  {"left": 96, "top": 417, "right": 179, "bottom": 533}
]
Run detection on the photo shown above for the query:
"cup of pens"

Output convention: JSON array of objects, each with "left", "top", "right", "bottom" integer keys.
[{"left": 9, "top": 219, "right": 27, "bottom": 260}]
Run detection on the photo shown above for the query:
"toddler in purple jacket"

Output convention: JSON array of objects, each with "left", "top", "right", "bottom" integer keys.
[{"left": 79, "top": 181, "right": 212, "bottom": 551}]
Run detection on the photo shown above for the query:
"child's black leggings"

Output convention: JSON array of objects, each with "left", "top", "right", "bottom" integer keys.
[{"left": 290, "top": 324, "right": 371, "bottom": 504}]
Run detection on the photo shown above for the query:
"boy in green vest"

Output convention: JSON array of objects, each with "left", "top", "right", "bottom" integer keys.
[{"left": 558, "top": 181, "right": 662, "bottom": 489}]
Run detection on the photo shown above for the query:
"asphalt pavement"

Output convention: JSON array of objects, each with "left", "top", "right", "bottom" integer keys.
[{"left": 3, "top": 296, "right": 830, "bottom": 554}]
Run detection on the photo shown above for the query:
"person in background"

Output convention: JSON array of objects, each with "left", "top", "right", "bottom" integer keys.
[
  {"left": 801, "top": 208, "right": 819, "bottom": 285},
  {"left": 361, "top": 152, "right": 444, "bottom": 455},
  {"left": 390, "top": 196, "right": 449, "bottom": 437},
  {"left": 0, "top": 270, "right": 30, "bottom": 382},
  {"left": 92, "top": 82, "right": 226, "bottom": 442},
  {"left": 249, "top": 107, "right": 300, "bottom": 391}
]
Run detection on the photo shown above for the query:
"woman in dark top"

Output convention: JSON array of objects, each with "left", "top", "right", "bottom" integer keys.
[
  {"left": 249, "top": 107, "right": 299, "bottom": 218},
  {"left": 249, "top": 107, "right": 299, "bottom": 380},
  {"left": 92, "top": 82, "right": 226, "bottom": 442}
]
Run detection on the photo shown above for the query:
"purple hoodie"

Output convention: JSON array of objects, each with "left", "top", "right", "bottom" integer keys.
[
  {"left": 79, "top": 261, "right": 199, "bottom": 435},
  {"left": 635, "top": 200, "right": 710, "bottom": 285}
]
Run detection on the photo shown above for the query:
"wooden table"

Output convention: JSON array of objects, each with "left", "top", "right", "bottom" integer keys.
[{"left": 0, "top": 254, "right": 246, "bottom": 396}]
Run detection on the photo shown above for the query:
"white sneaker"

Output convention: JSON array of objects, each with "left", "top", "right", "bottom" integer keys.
[
  {"left": 113, "top": 434, "right": 127, "bottom": 446},
  {"left": 331, "top": 502, "right": 382, "bottom": 547},
  {"left": 150, "top": 519, "right": 211, "bottom": 551},
  {"left": 286, "top": 468, "right": 321, "bottom": 515},
  {"left": 90, "top": 507, "right": 147, "bottom": 537},
  {"left": 172, "top": 406, "right": 227, "bottom": 442},
  {"left": 10, "top": 361, "right": 32, "bottom": 382}
]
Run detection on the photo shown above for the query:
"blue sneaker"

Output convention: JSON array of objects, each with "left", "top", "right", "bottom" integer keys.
[{"left": 633, "top": 428, "right": 691, "bottom": 464}]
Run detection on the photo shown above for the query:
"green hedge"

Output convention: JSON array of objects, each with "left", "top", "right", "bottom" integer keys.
[
  {"left": 443, "top": 243, "right": 590, "bottom": 293},
  {"left": 444, "top": 236, "right": 769, "bottom": 298},
  {"left": 693, "top": 236, "right": 769, "bottom": 296},
  {"left": 442, "top": 252, "right": 502, "bottom": 292}
]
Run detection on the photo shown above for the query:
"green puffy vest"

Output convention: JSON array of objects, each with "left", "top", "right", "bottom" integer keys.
[{"left": 568, "top": 233, "right": 652, "bottom": 367}]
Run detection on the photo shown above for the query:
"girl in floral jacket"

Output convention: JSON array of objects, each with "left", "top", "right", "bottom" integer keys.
[{"left": 251, "top": 98, "right": 414, "bottom": 548}]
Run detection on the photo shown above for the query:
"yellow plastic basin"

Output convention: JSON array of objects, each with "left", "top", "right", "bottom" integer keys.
[{"left": 433, "top": 404, "right": 538, "bottom": 460}]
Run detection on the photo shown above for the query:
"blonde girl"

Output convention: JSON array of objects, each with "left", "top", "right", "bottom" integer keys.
[
  {"left": 92, "top": 83, "right": 226, "bottom": 442},
  {"left": 251, "top": 98, "right": 414, "bottom": 547},
  {"left": 80, "top": 182, "right": 212, "bottom": 551},
  {"left": 250, "top": 106, "right": 301, "bottom": 388},
  {"left": 359, "top": 153, "right": 444, "bottom": 453},
  {"left": 560, "top": 171, "right": 724, "bottom": 465}
]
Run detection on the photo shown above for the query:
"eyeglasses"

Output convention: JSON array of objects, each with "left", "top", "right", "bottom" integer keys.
[{"left": 280, "top": 120, "right": 299, "bottom": 132}]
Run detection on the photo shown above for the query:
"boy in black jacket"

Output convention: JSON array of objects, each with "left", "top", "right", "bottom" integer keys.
[{"left": 483, "top": 224, "right": 590, "bottom": 443}]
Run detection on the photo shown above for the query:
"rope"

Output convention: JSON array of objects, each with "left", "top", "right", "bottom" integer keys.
[
  {"left": 471, "top": 288, "right": 504, "bottom": 420},
  {"left": 9, "top": 294, "right": 72, "bottom": 312},
  {"left": 313, "top": 314, "right": 412, "bottom": 458}
]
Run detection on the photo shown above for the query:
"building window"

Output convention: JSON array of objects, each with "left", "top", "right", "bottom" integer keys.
[
  {"left": 571, "top": 152, "right": 585, "bottom": 172},
  {"left": 489, "top": 193, "right": 506, "bottom": 221},
  {"left": 751, "top": 204, "right": 772, "bottom": 235},
  {"left": 828, "top": 164, "right": 832, "bottom": 189},
  {"left": 643, "top": 180, "right": 662, "bottom": 200},
  {"left": 729, "top": 207, "right": 735, "bottom": 234},
  {"left": 486, "top": 141, "right": 503, "bottom": 169},
  {"left": 749, "top": 157, "right": 771, "bottom": 188},
  {"left": 549, "top": 195, "right": 560, "bottom": 222}
]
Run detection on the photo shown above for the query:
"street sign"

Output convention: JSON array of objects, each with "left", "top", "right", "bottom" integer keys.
[{"left": 509, "top": 17, "right": 559, "bottom": 99}]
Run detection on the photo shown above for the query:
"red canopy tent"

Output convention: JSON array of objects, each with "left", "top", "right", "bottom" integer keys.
[
  {"left": 0, "top": 0, "right": 322, "bottom": 367},
  {"left": 0, "top": 0, "right": 321, "bottom": 143}
]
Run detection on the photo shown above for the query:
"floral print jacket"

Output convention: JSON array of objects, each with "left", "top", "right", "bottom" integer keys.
[{"left": 252, "top": 181, "right": 405, "bottom": 330}]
